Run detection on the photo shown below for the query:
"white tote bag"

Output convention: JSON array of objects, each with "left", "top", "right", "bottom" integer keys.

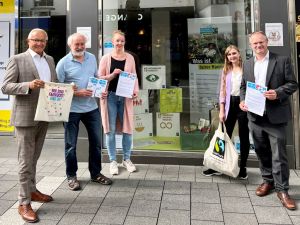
[
  {"left": 203, "top": 122, "right": 240, "bottom": 177},
  {"left": 34, "top": 82, "right": 74, "bottom": 122}
]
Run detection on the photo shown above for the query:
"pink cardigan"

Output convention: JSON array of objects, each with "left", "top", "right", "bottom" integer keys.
[{"left": 98, "top": 52, "right": 139, "bottom": 134}]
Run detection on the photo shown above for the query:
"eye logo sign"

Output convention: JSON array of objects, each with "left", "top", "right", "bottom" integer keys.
[
  {"left": 146, "top": 74, "right": 159, "bottom": 82},
  {"left": 213, "top": 137, "right": 225, "bottom": 158}
]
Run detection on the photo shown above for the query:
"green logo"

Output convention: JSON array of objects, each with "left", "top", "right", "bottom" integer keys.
[{"left": 146, "top": 74, "right": 159, "bottom": 82}]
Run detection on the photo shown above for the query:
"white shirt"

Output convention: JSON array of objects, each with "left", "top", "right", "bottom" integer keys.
[
  {"left": 230, "top": 71, "right": 242, "bottom": 96},
  {"left": 254, "top": 51, "right": 269, "bottom": 87},
  {"left": 28, "top": 48, "right": 51, "bottom": 82}
]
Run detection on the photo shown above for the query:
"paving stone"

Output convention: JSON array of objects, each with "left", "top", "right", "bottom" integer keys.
[
  {"left": 124, "top": 216, "right": 157, "bottom": 225},
  {"left": 223, "top": 213, "right": 258, "bottom": 225},
  {"left": 191, "top": 221, "right": 224, "bottom": 225},
  {"left": 0, "top": 174, "right": 19, "bottom": 181},
  {"left": 128, "top": 199, "right": 160, "bottom": 217},
  {"left": 25, "top": 219, "right": 59, "bottom": 225},
  {"left": 212, "top": 175, "right": 230, "bottom": 183},
  {"left": 102, "top": 191, "right": 134, "bottom": 207},
  {"left": 161, "top": 194, "right": 190, "bottom": 210},
  {"left": 221, "top": 196, "right": 254, "bottom": 213},
  {"left": 79, "top": 182, "right": 110, "bottom": 198},
  {"left": 138, "top": 180, "right": 164, "bottom": 187},
  {"left": 109, "top": 179, "right": 138, "bottom": 192},
  {"left": 134, "top": 186, "right": 163, "bottom": 201},
  {"left": 51, "top": 188, "right": 80, "bottom": 204},
  {"left": 248, "top": 192, "right": 282, "bottom": 207},
  {"left": 290, "top": 215, "right": 300, "bottom": 225},
  {"left": 191, "top": 182, "right": 218, "bottom": 190},
  {"left": 157, "top": 209, "right": 190, "bottom": 225},
  {"left": 0, "top": 187, "right": 18, "bottom": 201},
  {"left": 68, "top": 196, "right": 103, "bottom": 214},
  {"left": 0, "top": 167, "right": 10, "bottom": 174},
  {"left": 254, "top": 206, "right": 292, "bottom": 224},
  {"left": 164, "top": 181, "right": 190, "bottom": 195},
  {"left": 191, "top": 202, "right": 223, "bottom": 221},
  {"left": 218, "top": 183, "right": 249, "bottom": 197},
  {"left": 191, "top": 188, "right": 220, "bottom": 204},
  {"left": 0, "top": 199, "right": 16, "bottom": 216},
  {"left": 93, "top": 206, "right": 128, "bottom": 224},
  {"left": 57, "top": 212, "right": 94, "bottom": 225},
  {"left": 0, "top": 180, "right": 17, "bottom": 192},
  {"left": 37, "top": 203, "right": 70, "bottom": 220}
]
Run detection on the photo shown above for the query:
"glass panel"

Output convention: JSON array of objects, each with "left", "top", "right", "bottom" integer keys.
[
  {"left": 19, "top": 0, "right": 67, "bottom": 64},
  {"left": 102, "top": 0, "right": 256, "bottom": 152}
]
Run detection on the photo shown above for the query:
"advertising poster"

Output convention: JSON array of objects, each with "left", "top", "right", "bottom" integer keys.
[
  {"left": 142, "top": 65, "right": 166, "bottom": 89},
  {"left": 133, "top": 89, "right": 149, "bottom": 114},
  {"left": 133, "top": 113, "right": 153, "bottom": 139},
  {"left": 188, "top": 17, "right": 233, "bottom": 123},
  {"left": 0, "top": 21, "right": 10, "bottom": 100},
  {"left": 265, "top": 23, "right": 283, "bottom": 46},
  {"left": 0, "top": 110, "right": 13, "bottom": 132},
  {"left": 156, "top": 113, "right": 180, "bottom": 137},
  {"left": 76, "top": 27, "right": 91, "bottom": 48},
  {"left": 160, "top": 88, "right": 182, "bottom": 113},
  {"left": 116, "top": 72, "right": 137, "bottom": 98}
]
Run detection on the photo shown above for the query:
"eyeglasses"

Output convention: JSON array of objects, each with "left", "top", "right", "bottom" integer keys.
[{"left": 29, "top": 39, "right": 47, "bottom": 43}]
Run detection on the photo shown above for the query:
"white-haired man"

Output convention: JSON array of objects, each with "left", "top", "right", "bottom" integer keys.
[{"left": 56, "top": 33, "right": 112, "bottom": 191}]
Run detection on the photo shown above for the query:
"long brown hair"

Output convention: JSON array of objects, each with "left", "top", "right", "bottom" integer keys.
[{"left": 221, "top": 45, "right": 242, "bottom": 98}]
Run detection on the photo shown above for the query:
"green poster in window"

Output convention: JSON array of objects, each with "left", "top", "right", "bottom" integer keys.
[{"left": 160, "top": 88, "right": 183, "bottom": 113}]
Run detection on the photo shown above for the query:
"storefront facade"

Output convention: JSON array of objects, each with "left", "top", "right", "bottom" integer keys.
[{"left": 1, "top": 0, "right": 299, "bottom": 168}]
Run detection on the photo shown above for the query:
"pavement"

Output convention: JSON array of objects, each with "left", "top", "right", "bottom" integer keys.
[{"left": 0, "top": 136, "right": 300, "bottom": 225}]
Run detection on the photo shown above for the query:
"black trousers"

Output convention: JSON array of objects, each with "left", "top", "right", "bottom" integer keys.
[{"left": 225, "top": 96, "right": 250, "bottom": 170}]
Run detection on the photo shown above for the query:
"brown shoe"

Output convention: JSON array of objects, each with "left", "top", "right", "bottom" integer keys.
[
  {"left": 256, "top": 183, "right": 274, "bottom": 197},
  {"left": 31, "top": 190, "right": 53, "bottom": 203},
  {"left": 277, "top": 192, "right": 297, "bottom": 210},
  {"left": 18, "top": 204, "right": 39, "bottom": 223}
]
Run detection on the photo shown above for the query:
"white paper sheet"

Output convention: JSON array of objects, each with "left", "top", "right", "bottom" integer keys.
[
  {"left": 245, "top": 81, "right": 267, "bottom": 116},
  {"left": 116, "top": 72, "right": 137, "bottom": 98}
]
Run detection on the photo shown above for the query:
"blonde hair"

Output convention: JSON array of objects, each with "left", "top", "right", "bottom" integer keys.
[
  {"left": 112, "top": 30, "right": 125, "bottom": 37},
  {"left": 221, "top": 45, "right": 242, "bottom": 98}
]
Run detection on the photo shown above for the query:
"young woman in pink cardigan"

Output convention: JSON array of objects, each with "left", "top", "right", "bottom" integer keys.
[{"left": 98, "top": 30, "right": 139, "bottom": 175}]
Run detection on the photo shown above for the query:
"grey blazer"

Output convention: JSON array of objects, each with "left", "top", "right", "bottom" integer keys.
[
  {"left": 1, "top": 50, "right": 58, "bottom": 126},
  {"left": 240, "top": 52, "right": 298, "bottom": 124}
]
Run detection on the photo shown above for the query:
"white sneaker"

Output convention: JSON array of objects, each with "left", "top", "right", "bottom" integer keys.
[
  {"left": 122, "top": 159, "right": 136, "bottom": 173},
  {"left": 110, "top": 161, "right": 118, "bottom": 175}
]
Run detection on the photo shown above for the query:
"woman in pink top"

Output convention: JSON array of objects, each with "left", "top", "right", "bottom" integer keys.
[
  {"left": 98, "top": 30, "right": 139, "bottom": 175},
  {"left": 203, "top": 45, "right": 250, "bottom": 179}
]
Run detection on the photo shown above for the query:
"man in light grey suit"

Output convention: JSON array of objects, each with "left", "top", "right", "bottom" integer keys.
[
  {"left": 1, "top": 28, "right": 57, "bottom": 223},
  {"left": 240, "top": 31, "right": 298, "bottom": 210}
]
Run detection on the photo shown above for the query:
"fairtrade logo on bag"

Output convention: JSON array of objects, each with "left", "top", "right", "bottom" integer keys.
[{"left": 213, "top": 137, "right": 225, "bottom": 158}]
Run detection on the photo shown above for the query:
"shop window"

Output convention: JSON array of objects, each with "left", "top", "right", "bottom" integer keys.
[{"left": 101, "top": 0, "right": 256, "bottom": 152}]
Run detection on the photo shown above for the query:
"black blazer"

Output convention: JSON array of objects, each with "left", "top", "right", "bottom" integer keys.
[{"left": 240, "top": 52, "right": 298, "bottom": 124}]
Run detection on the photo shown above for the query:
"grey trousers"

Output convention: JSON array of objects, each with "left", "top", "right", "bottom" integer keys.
[
  {"left": 249, "top": 120, "right": 289, "bottom": 192},
  {"left": 15, "top": 122, "right": 48, "bottom": 205}
]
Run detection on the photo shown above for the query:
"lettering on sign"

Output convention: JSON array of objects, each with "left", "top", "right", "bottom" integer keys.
[{"left": 105, "top": 13, "right": 143, "bottom": 21}]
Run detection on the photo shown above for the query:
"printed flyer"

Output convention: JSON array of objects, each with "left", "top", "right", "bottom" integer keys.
[
  {"left": 133, "top": 113, "right": 153, "bottom": 139},
  {"left": 156, "top": 113, "right": 180, "bottom": 137},
  {"left": 142, "top": 65, "right": 166, "bottom": 89},
  {"left": 133, "top": 89, "right": 149, "bottom": 114},
  {"left": 87, "top": 77, "right": 108, "bottom": 97},
  {"left": 160, "top": 88, "right": 182, "bottom": 113},
  {"left": 116, "top": 71, "right": 137, "bottom": 98}
]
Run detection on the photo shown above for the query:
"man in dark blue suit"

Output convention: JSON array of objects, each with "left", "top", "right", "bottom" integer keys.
[{"left": 240, "top": 31, "right": 298, "bottom": 210}]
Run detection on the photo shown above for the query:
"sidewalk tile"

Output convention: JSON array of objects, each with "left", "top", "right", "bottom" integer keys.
[
  {"left": 128, "top": 199, "right": 160, "bottom": 217},
  {"left": 102, "top": 191, "right": 134, "bottom": 207},
  {"left": 253, "top": 206, "right": 292, "bottom": 224},
  {"left": 191, "top": 202, "right": 223, "bottom": 221},
  {"left": 134, "top": 186, "right": 163, "bottom": 201},
  {"left": 68, "top": 196, "right": 103, "bottom": 214},
  {"left": 124, "top": 216, "right": 157, "bottom": 225},
  {"left": 221, "top": 196, "right": 254, "bottom": 213},
  {"left": 161, "top": 194, "right": 190, "bottom": 210},
  {"left": 93, "top": 206, "right": 128, "bottom": 224},
  {"left": 191, "top": 188, "right": 220, "bottom": 203},
  {"left": 191, "top": 221, "right": 224, "bottom": 225},
  {"left": 164, "top": 181, "right": 190, "bottom": 195},
  {"left": 223, "top": 213, "right": 258, "bottom": 225},
  {"left": 218, "top": 183, "right": 249, "bottom": 197},
  {"left": 158, "top": 209, "right": 190, "bottom": 225},
  {"left": 0, "top": 199, "right": 16, "bottom": 216},
  {"left": 37, "top": 203, "right": 70, "bottom": 220},
  {"left": 57, "top": 212, "right": 94, "bottom": 225}
]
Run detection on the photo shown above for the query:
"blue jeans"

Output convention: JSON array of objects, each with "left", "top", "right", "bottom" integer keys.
[
  {"left": 64, "top": 108, "right": 102, "bottom": 179},
  {"left": 106, "top": 92, "right": 132, "bottom": 161}
]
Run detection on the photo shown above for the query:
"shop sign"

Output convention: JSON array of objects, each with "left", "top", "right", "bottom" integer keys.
[
  {"left": 105, "top": 13, "right": 143, "bottom": 22},
  {"left": 0, "top": 110, "right": 13, "bottom": 132}
]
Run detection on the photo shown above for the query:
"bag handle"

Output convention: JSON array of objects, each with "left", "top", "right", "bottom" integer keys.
[{"left": 217, "top": 122, "right": 227, "bottom": 134}]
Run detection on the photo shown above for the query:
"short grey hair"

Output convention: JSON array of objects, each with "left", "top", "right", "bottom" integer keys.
[
  {"left": 67, "top": 33, "right": 88, "bottom": 46},
  {"left": 27, "top": 28, "right": 48, "bottom": 40}
]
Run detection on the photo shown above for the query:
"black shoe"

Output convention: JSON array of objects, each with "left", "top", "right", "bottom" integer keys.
[
  {"left": 202, "top": 169, "right": 222, "bottom": 177},
  {"left": 238, "top": 168, "right": 248, "bottom": 180},
  {"left": 91, "top": 173, "right": 112, "bottom": 185}
]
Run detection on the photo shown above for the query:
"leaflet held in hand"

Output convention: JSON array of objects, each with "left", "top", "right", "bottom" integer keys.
[
  {"left": 245, "top": 81, "right": 267, "bottom": 116},
  {"left": 87, "top": 77, "right": 108, "bottom": 97},
  {"left": 116, "top": 71, "right": 137, "bottom": 98}
]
